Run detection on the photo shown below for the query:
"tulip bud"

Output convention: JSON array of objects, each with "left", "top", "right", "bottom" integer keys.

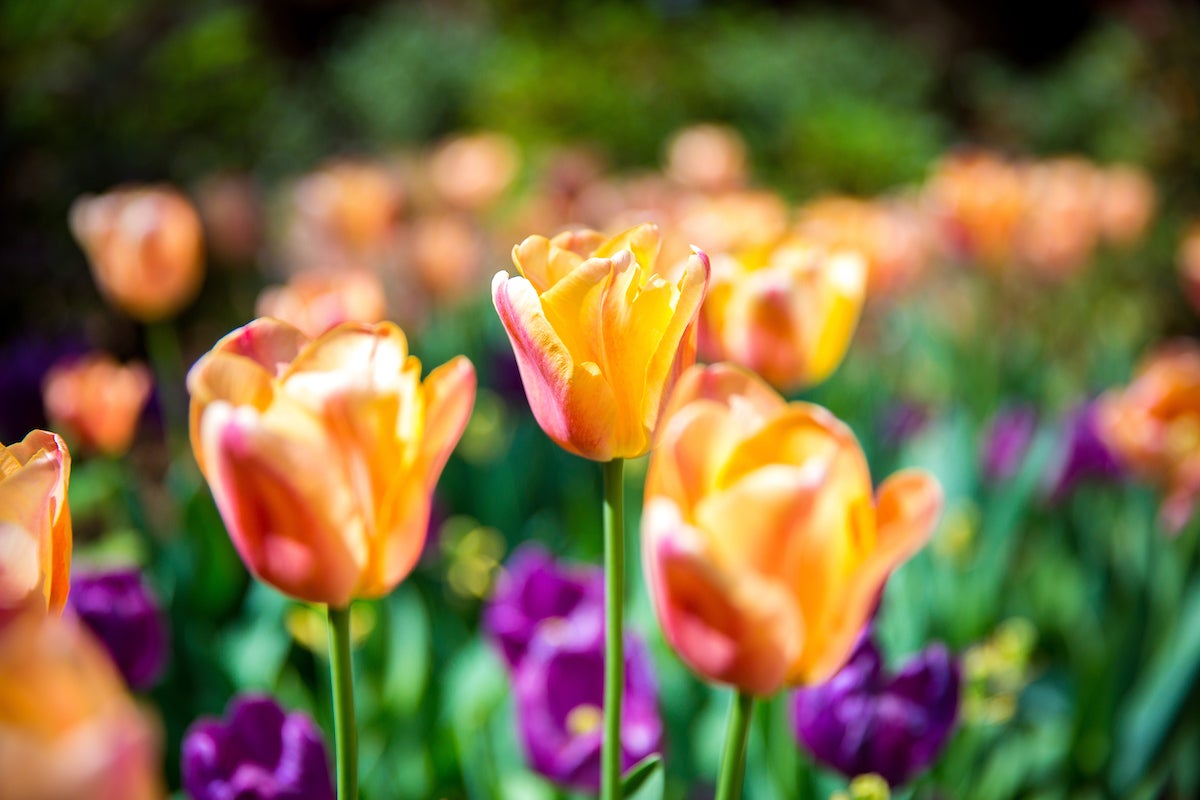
[
  {"left": 42, "top": 354, "right": 152, "bottom": 457},
  {"left": 70, "top": 567, "right": 169, "bottom": 691}
]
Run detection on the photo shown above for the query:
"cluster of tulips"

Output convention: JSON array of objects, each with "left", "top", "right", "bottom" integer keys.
[{"left": 3, "top": 118, "right": 1196, "bottom": 800}]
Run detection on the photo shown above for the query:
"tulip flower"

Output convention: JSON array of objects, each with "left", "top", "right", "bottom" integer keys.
[
  {"left": 42, "top": 354, "right": 153, "bottom": 457},
  {"left": 514, "top": 614, "right": 663, "bottom": 793},
  {"left": 643, "top": 363, "right": 942, "bottom": 695},
  {"left": 1045, "top": 401, "right": 1124, "bottom": 502},
  {"left": 0, "top": 430, "right": 72, "bottom": 619},
  {"left": 0, "top": 612, "right": 163, "bottom": 800},
  {"left": 980, "top": 406, "right": 1037, "bottom": 484},
  {"left": 71, "top": 567, "right": 169, "bottom": 690},
  {"left": 428, "top": 132, "right": 521, "bottom": 211},
  {"left": 698, "top": 238, "right": 867, "bottom": 392},
  {"left": 483, "top": 543, "right": 604, "bottom": 670},
  {"left": 665, "top": 124, "right": 748, "bottom": 193},
  {"left": 182, "top": 694, "right": 334, "bottom": 800},
  {"left": 791, "top": 627, "right": 961, "bottom": 787},
  {"left": 1097, "top": 341, "right": 1200, "bottom": 533},
  {"left": 493, "top": 223, "right": 709, "bottom": 461},
  {"left": 255, "top": 269, "right": 387, "bottom": 339},
  {"left": 69, "top": 185, "right": 205, "bottom": 321},
  {"left": 188, "top": 317, "right": 475, "bottom": 606}
]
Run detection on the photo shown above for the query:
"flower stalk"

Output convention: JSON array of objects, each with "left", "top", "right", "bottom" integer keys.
[
  {"left": 715, "top": 690, "right": 755, "bottom": 800},
  {"left": 601, "top": 457, "right": 625, "bottom": 800},
  {"left": 327, "top": 604, "right": 358, "bottom": 800}
]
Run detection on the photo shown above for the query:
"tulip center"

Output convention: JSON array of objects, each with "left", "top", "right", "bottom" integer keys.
[{"left": 566, "top": 703, "right": 604, "bottom": 736}]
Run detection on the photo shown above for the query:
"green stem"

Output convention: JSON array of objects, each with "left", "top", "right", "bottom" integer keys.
[
  {"left": 601, "top": 457, "right": 625, "bottom": 800},
  {"left": 144, "top": 319, "right": 190, "bottom": 469},
  {"left": 715, "top": 690, "right": 755, "bottom": 800},
  {"left": 327, "top": 605, "right": 358, "bottom": 800}
]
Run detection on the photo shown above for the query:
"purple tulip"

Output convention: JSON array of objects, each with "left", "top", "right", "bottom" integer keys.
[
  {"left": 483, "top": 544, "right": 604, "bottom": 670},
  {"left": 981, "top": 406, "right": 1037, "bottom": 483},
  {"left": 792, "top": 629, "right": 960, "bottom": 787},
  {"left": 515, "top": 613, "right": 662, "bottom": 793},
  {"left": 879, "top": 402, "right": 930, "bottom": 449},
  {"left": 182, "top": 695, "right": 334, "bottom": 800},
  {"left": 1046, "top": 401, "right": 1124, "bottom": 502},
  {"left": 70, "top": 567, "right": 169, "bottom": 690}
]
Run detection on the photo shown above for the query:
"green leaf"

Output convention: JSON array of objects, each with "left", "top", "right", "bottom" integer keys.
[{"left": 622, "top": 754, "right": 664, "bottom": 799}]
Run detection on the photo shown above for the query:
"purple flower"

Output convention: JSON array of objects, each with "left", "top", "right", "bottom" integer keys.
[
  {"left": 792, "top": 629, "right": 960, "bottom": 787},
  {"left": 879, "top": 402, "right": 930, "bottom": 449},
  {"left": 70, "top": 567, "right": 169, "bottom": 690},
  {"left": 182, "top": 695, "right": 334, "bottom": 800},
  {"left": 483, "top": 544, "right": 604, "bottom": 670},
  {"left": 515, "top": 614, "right": 663, "bottom": 793},
  {"left": 981, "top": 406, "right": 1037, "bottom": 483},
  {"left": 0, "top": 334, "right": 87, "bottom": 443},
  {"left": 1045, "top": 401, "right": 1124, "bottom": 502}
]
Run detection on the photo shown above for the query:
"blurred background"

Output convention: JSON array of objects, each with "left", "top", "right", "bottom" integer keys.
[{"left": 5, "top": 0, "right": 1200, "bottom": 797}]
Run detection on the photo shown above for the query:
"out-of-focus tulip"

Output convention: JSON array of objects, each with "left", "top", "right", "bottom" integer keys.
[
  {"left": 1045, "top": 401, "right": 1124, "bottom": 502},
  {"left": 292, "top": 161, "right": 403, "bottom": 254},
  {"left": 1178, "top": 222, "right": 1200, "bottom": 313},
  {"left": 255, "top": 269, "right": 387, "bottom": 339},
  {"left": 698, "top": 238, "right": 867, "bottom": 392},
  {"left": 792, "top": 628, "right": 960, "bottom": 787},
  {"left": 42, "top": 354, "right": 152, "bottom": 457},
  {"left": 515, "top": 614, "right": 662, "bottom": 793},
  {"left": 410, "top": 213, "right": 484, "bottom": 303},
  {"left": 0, "top": 430, "right": 71, "bottom": 619},
  {"left": 187, "top": 318, "right": 475, "bottom": 605},
  {"left": 926, "top": 152, "right": 1026, "bottom": 267},
  {"left": 483, "top": 543, "right": 604, "bottom": 670},
  {"left": 182, "top": 694, "right": 333, "bottom": 800},
  {"left": 1015, "top": 158, "right": 1101, "bottom": 279},
  {"left": 0, "top": 612, "right": 163, "bottom": 800},
  {"left": 642, "top": 364, "right": 942, "bottom": 694},
  {"left": 878, "top": 402, "right": 930, "bottom": 450},
  {"left": 665, "top": 124, "right": 748, "bottom": 193},
  {"left": 980, "top": 406, "right": 1037, "bottom": 484},
  {"left": 669, "top": 190, "right": 789, "bottom": 268},
  {"left": 69, "top": 185, "right": 205, "bottom": 321},
  {"left": 196, "top": 172, "right": 263, "bottom": 266},
  {"left": 1097, "top": 341, "right": 1200, "bottom": 533},
  {"left": 1097, "top": 165, "right": 1156, "bottom": 247},
  {"left": 492, "top": 224, "right": 709, "bottom": 461},
  {"left": 428, "top": 132, "right": 521, "bottom": 211},
  {"left": 70, "top": 567, "right": 169, "bottom": 691}
]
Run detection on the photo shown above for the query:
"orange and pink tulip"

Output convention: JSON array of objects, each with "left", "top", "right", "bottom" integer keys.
[
  {"left": 42, "top": 354, "right": 153, "bottom": 457},
  {"left": 188, "top": 318, "right": 475, "bottom": 606},
  {"left": 255, "top": 269, "right": 387, "bottom": 339},
  {"left": 0, "top": 430, "right": 72, "bottom": 620},
  {"left": 642, "top": 363, "right": 942, "bottom": 695},
  {"left": 492, "top": 224, "right": 710, "bottom": 461}
]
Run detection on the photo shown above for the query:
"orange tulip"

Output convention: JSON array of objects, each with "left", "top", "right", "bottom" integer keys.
[
  {"left": 698, "top": 238, "right": 867, "bottom": 392},
  {"left": 188, "top": 318, "right": 475, "bottom": 605},
  {"left": 1097, "top": 341, "right": 1200, "bottom": 533},
  {"left": 255, "top": 268, "right": 387, "bottom": 339},
  {"left": 69, "top": 185, "right": 205, "bottom": 321},
  {"left": 428, "top": 132, "right": 521, "bottom": 211},
  {"left": 0, "top": 612, "right": 163, "bottom": 800},
  {"left": 1180, "top": 222, "right": 1200, "bottom": 314},
  {"left": 665, "top": 124, "right": 748, "bottom": 193},
  {"left": 492, "top": 224, "right": 710, "bottom": 461},
  {"left": 42, "top": 355, "right": 152, "bottom": 457},
  {"left": 642, "top": 363, "right": 942, "bottom": 695},
  {"left": 0, "top": 431, "right": 72, "bottom": 619}
]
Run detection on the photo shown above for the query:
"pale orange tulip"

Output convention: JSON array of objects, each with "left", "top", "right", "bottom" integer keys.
[{"left": 42, "top": 355, "right": 152, "bottom": 457}]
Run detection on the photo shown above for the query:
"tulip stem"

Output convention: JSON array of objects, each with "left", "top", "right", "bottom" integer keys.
[
  {"left": 144, "top": 319, "right": 189, "bottom": 468},
  {"left": 327, "top": 604, "right": 358, "bottom": 800},
  {"left": 715, "top": 690, "right": 755, "bottom": 800},
  {"left": 601, "top": 457, "right": 625, "bottom": 800}
]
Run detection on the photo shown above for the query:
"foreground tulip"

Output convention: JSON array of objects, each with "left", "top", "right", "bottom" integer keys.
[
  {"left": 698, "top": 238, "right": 867, "bottom": 393},
  {"left": 71, "top": 567, "right": 169, "bottom": 691},
  {"left": 42, "top": 354, "right": 153, "bottom": 457},
  {"left": 515, "top": 615, "right": 663, "bottom": 793},
  {"left": 493, "top": 223, "right": 709, "bottom": 461},
  {"left": 188, "top": 317, "right": 475, "bottom": 605},
  {"left": 483, "top": 543, "right": 604, "bottom": 670},
  {"left": 1097, "top": 341, "right": 1200, "bottom": 533},
  {"left": 0, "top": 612, "right": 163, "bottom": 800},
  {"left": 644, "top": 363, "right": 942, "bottom": 694},
  {"left": 69, "top": 185, "right": 205, "bottom": 321},
  {"left": 791, "top": 628, "right": 961, "bottom": 787},
  {"left": 0, "top": 430, "right": 72, "bottom": 619},
  {"left": 182, "top": 694, "right": 334, "bottom": 800}
]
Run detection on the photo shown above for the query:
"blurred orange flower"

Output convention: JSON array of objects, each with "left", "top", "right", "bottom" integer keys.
[
  {"left": 0, "top": 612, "right": 163, "bottom": 800},
  {"left": 1097, "top": 164, "right": 1156, "bottom": 247},
  {"left": 196, "top": 172, "right": 263, "bottom": 266},
  {"left": 493, "top": 224, "right": 709, "bottom": 461},
  {"left": 69, "top": 185, "right": 205, "bottom": 321},
  {"left": 698, "top": 237, "right": 866, "bottom": 392},
  {"left": 0, "top": 431, "right": 72, "bottom": 620},
  {"left": 926, "top": 151, "right": 1026, "bottom": 267},
  {"left": 1098, "top": 341, "right": 1200, "bottom": 534},
  {"left": 410, "top": 213, "right": 484, "bottom": 303},
  {"left": 428, "top": 132, "right": 521, "bottom": 211},
  {"left": 42, "top": 355, "right": 152, "bottom": 457},
  {"left": 188, "top": 318, "right": 475, "bottom": 606},
  {"left": 1180, "top": 222, "right": 1200, "bottom": 313},
  {"left": 642, "top": 364, "right": 942, "bottom": 694},
  {"left": 255, "top": 269, "right": 387, "bottom": 339},
  {"left": 665, "top": 124, "right": 748, "bottom": 193}
]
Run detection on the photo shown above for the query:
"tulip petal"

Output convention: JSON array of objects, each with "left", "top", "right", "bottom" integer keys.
[
  {"left": 804, "top": 252, "right": 866, "bottom": 383},
  {"left": 493, "top": 271, "right": 618, "bottom": 460},
  {"left": 642, "top": 250, "right": 709, "bottom": 430},
  {"left": 0, "top": 432, "right": 71, "bottom": 613},
  {"left": 593, "top": 224, "right": 661, "bottom": 275},
  {"left": 418, "top": 355, "right": 477, "bottom": 486}
]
